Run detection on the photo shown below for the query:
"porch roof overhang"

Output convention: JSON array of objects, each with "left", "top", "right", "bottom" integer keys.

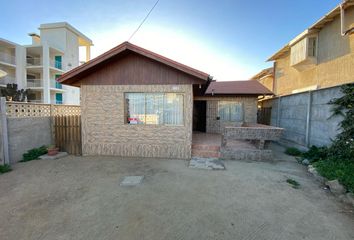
[{"left": 204, "top": 80, "right": 273, "bottom": 96}]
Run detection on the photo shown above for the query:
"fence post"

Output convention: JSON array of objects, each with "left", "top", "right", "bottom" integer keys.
[
  {"left": 305, "top": 91, "right": 313, "bottom": 147},
  {"left": 0, "top": 98, "right": 9, "bottom": 165},
  {"left": 276, "top": 97, "right": 281, "bottom": 127},
  {"left": 50, "top": 104, "right": 55, "bottom": 145}
]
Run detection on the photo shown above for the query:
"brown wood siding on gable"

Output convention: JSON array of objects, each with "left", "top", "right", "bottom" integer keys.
[{"left": 76, "top": 52, "right": 206, "bottom": 86}]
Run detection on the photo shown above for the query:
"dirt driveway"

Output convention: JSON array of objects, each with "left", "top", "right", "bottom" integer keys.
[{"left": 0, "top": 145, "right": 353, "bottom": 240}]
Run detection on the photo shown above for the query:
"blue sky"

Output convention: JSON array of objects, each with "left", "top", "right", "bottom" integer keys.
[{"left": 1, "top": 0, "right": 340, "bottom": 79}]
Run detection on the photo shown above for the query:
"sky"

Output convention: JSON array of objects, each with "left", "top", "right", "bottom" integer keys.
[{"left": 0, "top": 0, "right": 340, "bottom": 80}]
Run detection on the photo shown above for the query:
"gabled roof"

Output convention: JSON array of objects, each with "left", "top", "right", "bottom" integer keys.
[
  {"left": 251, "top": 67, "right": 273, "bottom": 80},
  {"left": 58, "top": 41, "right": 210, "bottom": 85},
  {"left": 267, "top": 1, "right": 354, "bottom": 61},
  {"left": 205, "top": 80, "right": 273, "bottom": 95}
]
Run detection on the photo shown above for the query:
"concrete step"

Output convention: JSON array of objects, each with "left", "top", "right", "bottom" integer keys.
[
  {"left": 192, "top": 149, "right": 221, "bottom": 158},
  {"left": 192, "top": 144, "right": 220, "bottom": 151}
]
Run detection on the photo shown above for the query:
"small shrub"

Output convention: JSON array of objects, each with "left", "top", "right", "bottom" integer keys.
[
  {"left": 314, "top": 159, "right": 354, "bottom": 193},
  {"left": 22, "top": 145, "right": 48, "bottom": 162},
  {"left": 285, "top": 147, "right": 302, "bottom": 156},
  {"left": 0, "top": 164, "right": 12, "bottom": 174},
  {"left": 302, "top": 145, "right": 329, "bottom": 163},
  {"left": 286, "top": 178, "right": 300, "bottom": 189}
]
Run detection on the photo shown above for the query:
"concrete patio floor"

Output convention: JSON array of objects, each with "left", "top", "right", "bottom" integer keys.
[{"left": 0, "top": 144, "right": 353, "bottom": 240}]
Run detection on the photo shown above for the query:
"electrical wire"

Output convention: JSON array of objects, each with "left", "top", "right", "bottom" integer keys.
[{"left": 128, "top": 0, "right": 160, "bottom": 41}]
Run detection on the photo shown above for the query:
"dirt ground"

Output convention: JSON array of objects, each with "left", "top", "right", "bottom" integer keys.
[{"left": 0, "top": 144, "right": 353, "bottom": 240}]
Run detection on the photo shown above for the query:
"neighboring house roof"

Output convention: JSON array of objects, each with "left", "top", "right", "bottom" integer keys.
[
  {"left": 251, "top": 67, "right": 273, "bottom": 80},
  {"left": 58, "top": 41, "right": 210, "bottom": 85},
  {"left": 268, "top": 1, "right": 354, "bottom": 61},
  {"left": 205, "top": 80, "right": 273, "bottom": 95}
]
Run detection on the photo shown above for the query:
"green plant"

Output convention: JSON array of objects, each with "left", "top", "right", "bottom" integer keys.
[
  {"left": 0, "top": 164, "right": 12, "bottom": 174},
  {"left": 304, "top": 84, "right": 354, "bottom": 193},
  {"left": 302, "top": 146, "right": 329, "bottom": 163},
  {"left": 21, "top": 145, "right": 48, "bottom": 162},
  {"left": 286, "top": 178, "right": 300, "bottom": 189},
  {"left": 285, "top": 147, "right": 302, "bottom": 156},
  {"left": 0, "top": 84, "right": 28, "bottom": 102},
  {"left": 328, "top": 83, "right": 354, "bottom": 161},
  {"left": 314, "top": 159, "right": 354, "bottom": 193}
]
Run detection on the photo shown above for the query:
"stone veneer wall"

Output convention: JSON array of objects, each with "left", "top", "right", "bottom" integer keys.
[
  {"left": 81, "top": 84, "right": 193, "bottom": 159},
  {"left": 194, "top": 96, "right": 258, "bottom": 134}
]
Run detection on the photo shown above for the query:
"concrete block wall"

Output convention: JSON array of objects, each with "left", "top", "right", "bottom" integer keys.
[
  {"left": 7, "top": 117, "right": 52, "bottom": 163},
  {"left": 261, "top": 85, "right": 343, "bottom": 148}
]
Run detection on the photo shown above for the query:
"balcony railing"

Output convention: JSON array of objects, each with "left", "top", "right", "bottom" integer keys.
[
  {"left": 50, "top": 59, "right": 62, "bottom": 70},
  {"left": 0, "top": 75, "right": 16, "bottom": 85},
  {"left": 27, "top": 99, "right": 43, "bottom": 103},
  {"left": 0, "top": 52, "right": 16, "bottom": 65},
  {"left": 27, "top": 79, "right": 43, "bottom": 88},
  {"left": 50, "top": 80, "right": 63, "bottom": 89},
  {"left": 26, "top": 57, "right": 42, "bottom": 66}
]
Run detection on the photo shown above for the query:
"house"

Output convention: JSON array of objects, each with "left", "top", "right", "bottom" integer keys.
[
  {"left": 0, "top": 22, "right": 92, "bottom": 104},
  {"left": 260, "top": 1, "right": 354, "bottom": 96},
  {"left": 251, "top": 67, "right": 274, "bottom": 92},
  {"left": 59, "top": 42, "right": 272, "bottom": 159}
]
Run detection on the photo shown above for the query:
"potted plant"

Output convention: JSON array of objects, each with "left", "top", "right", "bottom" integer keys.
[{"left": 47, "top": 145, "right": 59, "bottom": 156}]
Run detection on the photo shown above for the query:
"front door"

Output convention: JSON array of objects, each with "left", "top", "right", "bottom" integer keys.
[{"left": 193, "top": 101, "right": 207, "bottom": 132}]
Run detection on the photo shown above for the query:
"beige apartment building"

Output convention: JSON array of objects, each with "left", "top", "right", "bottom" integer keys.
[{"left": 254, "top": 1, "right": 354, "bottom": 96}]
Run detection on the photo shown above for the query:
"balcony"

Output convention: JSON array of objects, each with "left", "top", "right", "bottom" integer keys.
[
  {"left": 27, "top": 99, "right": 43, "bottom": 103},
  {"left": 26, "top": 57, "right": 42, "bottom": 66},
  {"left": 50, "top": 79, "right": 64, "bottom": 91},
  {"left": 0, "top": 52, "right": 16, "bottom": 66},
  {"left": 27, "top": 79, "right": 43, "bottom": 88},
  {"left": 50, "top": 59, "right": 62, "bottom": 70},
  {"left": 0, "top": 75, "right": 16, "bottom": 85}
]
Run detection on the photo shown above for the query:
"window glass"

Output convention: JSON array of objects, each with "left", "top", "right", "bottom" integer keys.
[
  {"left": 218, "top": 101, "right": 243, "bottom": 122},
  {"left": 125, "top": 93, "right": 183, "bottom": 125},
  {"left": 145, "top": 93, "right": 164, "bottom": 124},
  {"left": 164, "top": 93, "right": 183, "bottom": 125},
  {"left": 308, "top": 37, "right": 317, "bottom": 57},
  {"left": 125, "top": 93, "right": 145, "bottom": 124},
  {"left": 219, "top": 102, "right": 230, "bottom": 121}
]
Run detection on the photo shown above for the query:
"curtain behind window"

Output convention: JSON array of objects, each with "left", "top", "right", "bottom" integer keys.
[
  {"left": 218, "top": 101, "right": 243, "bottom": 122},
  {"left": 146, "top": 93, "right": 164, "bottom": 124},
  {"left": 126, "top": 93, "right": 145, "bottom": 124},
  {"left": 164, "top": 93, "right": 183, "bottom": 125},
  {"left": 125, "top": 93, "right": 184, "bottom": 125}
]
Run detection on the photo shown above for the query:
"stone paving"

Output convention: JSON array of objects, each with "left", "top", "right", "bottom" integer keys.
[{"left": 189, "top": 157, "right": 225, "bottom": 170}]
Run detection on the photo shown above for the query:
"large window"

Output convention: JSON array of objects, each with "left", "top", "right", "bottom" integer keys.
[
  {"left": 125, "top": 93, "right": 184, "bottom": 125},
  {"left": 218, "top": 101, "right": 244, "bottom": 122}
]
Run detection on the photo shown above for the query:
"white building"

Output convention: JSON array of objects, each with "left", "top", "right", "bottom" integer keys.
[{"left": 0, "top": 22, "right": 92, "bottom": 104}]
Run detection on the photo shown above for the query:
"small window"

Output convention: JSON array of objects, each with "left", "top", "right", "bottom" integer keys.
[
  {"left": 308, "top": 37, "right": 317, "bottom": 57},
  {"left": 125, "top": 93, "right": 184, "bottom": 125},
  {"left": 218, "top": 101, "right": 244, "bottom": 122}
]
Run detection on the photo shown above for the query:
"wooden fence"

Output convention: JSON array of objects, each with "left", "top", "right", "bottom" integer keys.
[
  {"left": 53, "top": 115, "right": 82, "bottom": 155},
  {"left": 6, "top": 101, "right": 82, "bottom": 156}
]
